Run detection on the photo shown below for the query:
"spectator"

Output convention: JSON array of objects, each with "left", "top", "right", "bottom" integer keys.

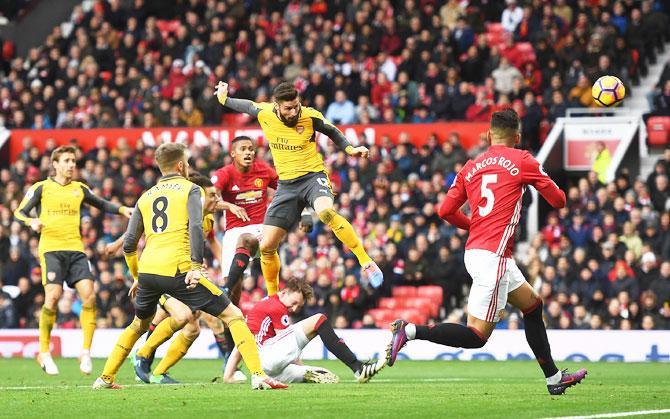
[
  {"left": 325, "top": 90, "right": 356, "bottom": 125},
  {"left": 501, "top": 0, "right": 524, "bottom": 33},
  {"left": 592, "top": 142, "right": 612, "bottom": 185},
  {"left": 492, "top": 58, "right": 522, "bottom": 95},
  {"left": 0, "top": 292, "right": 18, "bottom": 328}
]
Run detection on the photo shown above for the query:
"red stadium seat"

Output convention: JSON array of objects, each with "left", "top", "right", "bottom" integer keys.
[
  {"left": 378, "top": 297, "right": 401, "bottom": 310},
  {"left": 486, "top": 22, "right": 505, "bottom": 34},
  {"left": 402, "top": 297, "right": 437, "bottom": 318},
  {"left": 392, "top": 286, "right": 417, "bottom": 298},
  {"left": 367, "top": 308, "right": 391, "bottom": 323},
  {"left": 397, "top": 309, "right": 427, "bottom": 325},
  {"left": 417, "top": 286, "right": 443, "bottom": 306},
  {"left": 647, "top": 116, "right": 670, "bottom": 146}
]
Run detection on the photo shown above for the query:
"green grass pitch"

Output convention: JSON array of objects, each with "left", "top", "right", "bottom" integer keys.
[{"left": 1, "top": 358, "right": 669, "bottom": 418}]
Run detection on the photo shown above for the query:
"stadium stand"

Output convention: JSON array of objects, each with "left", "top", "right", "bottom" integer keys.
[{"left": 0, "top": 1, "right": 669, "bottom": 332}]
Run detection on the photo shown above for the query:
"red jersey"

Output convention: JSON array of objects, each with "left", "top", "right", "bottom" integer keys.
[
  {"left": 211, "top": 160, "right": 278, "bottom": 230},
  {"left": 439, "top": 145, "right": 566, "bottom": 257},
  {"left": 245, "top": 294, "right": 290, "bottom": 346}
]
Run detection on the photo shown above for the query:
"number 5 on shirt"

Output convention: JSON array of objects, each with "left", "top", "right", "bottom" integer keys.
[{"left": 479, "top": 174, "right": 497, "bottom": 217}]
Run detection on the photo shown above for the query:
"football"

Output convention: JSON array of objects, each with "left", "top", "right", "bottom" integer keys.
[{"left": 592, "top": 75, "right": 626, "bottom": 107}]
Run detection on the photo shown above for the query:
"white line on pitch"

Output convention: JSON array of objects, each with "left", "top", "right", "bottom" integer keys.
[{"left": 543, "top": 409, "right": 670, "bottom": 419}]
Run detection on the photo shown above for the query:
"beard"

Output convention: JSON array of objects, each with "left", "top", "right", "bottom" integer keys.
[{"left": 277, "top": 105, "right": 300, "bottom": 127}]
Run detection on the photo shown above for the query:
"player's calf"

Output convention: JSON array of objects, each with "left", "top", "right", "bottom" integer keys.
[{"left": 386, "top": 320, "right": 487, "bottom": 367}]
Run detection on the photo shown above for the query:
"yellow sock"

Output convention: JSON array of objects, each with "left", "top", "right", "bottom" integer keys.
[
  {"left": 39, "top": 306, "right": 56, "bottom": 353},
  {"left": 319, "top": 209, "right": 372, "bottom": 266},
  {"left": 100, "top": 320, "right": 145, "bottom": 383},
  {"left": 227, "top": 317, "right": 264, "bottom": 376},
  {"left": 153, "top": 332, "right": 195, "bottom": 375},
  {"left": 260, "top": 250, "right": 280, "bottom": 296},
  {"left": 137, "top": 317, "right": 182, "bottom": 359},
  {"left": 80, "top": 304, "right": 96, "bottom": 350}
]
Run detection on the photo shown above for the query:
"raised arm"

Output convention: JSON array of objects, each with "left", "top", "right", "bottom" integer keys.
[
  {"left": 521, "top": 151, "right": 566, "bottom": 209},
  {"left": 438, "top": 170, "right": 471, "bottom": 230},
  {"left": 215, "top": 81, "right": 262, "bottom": 117},
  {"left": 81, "top": 184, "right": 132, "bottom": 218},
  {"left": 308, "top": 108, "right": 372, "bottom": 158}
]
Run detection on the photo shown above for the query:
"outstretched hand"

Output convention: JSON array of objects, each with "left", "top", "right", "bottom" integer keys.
[
  {"left": 348, "top": 146, "right": 370, "bottom": 159},
  {"left": 214, "top": 81, "right": 228, "bottom": 105}
]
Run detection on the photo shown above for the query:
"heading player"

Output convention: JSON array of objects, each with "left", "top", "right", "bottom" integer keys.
[
  {"left": 386, "top": 110, "right": 587, "bottom": 395},
  {"left": 14, "top": 145, "right": 132, "bottom": 376},
  {"left": 92, "top": 142, "right": 286, "bottom": 390},
  {"left": 214, "top": 81, "right": 383, "bottom": 296},
  {"left": 223, "top": 277, "right": 385, "bottom": 384},
  {"left": 210, "top": 135, "right": 312, "bottom": 362}
]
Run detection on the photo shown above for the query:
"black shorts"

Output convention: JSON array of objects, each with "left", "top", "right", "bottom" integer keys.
[
  {"left": 40, "top": 251, "right": 93, "bottom": 287},
  {"left": 264, "top": 171, "right": 334, "bottom": 231},
  {"left": 134, "top": 272, "right": 230, "bottom": 320}
]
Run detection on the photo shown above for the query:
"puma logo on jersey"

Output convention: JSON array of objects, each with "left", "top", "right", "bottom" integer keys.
[{"left": 232, "top": 185, "right": 240, "bottom": 191}]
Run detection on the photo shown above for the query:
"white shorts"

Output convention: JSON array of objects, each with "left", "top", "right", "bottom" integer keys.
[
  {"left": 259, "top": 323, "right": 310, "bottom": 382},
  {"left": 464, "top": 249, "right": 526, "bottom": 323},
  {"left": 220, "top": 224, "right": 263, "bottom": 278}
]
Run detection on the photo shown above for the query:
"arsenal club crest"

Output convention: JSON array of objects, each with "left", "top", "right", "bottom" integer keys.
[{"left": 296, "top": 125, "right": 304, "bottom": 134}]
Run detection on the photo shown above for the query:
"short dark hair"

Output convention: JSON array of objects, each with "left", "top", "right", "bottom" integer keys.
[
  {"left": 284, "top": 276, "right": 314, "bottom": 301},
  {"left": 273, "top": 81, "right": 298, "bottom": 102},
  {"left": 490, "top": 109, "right": 520, "bottom": 132},
  {"left": 51, "top": 145, "right": 77, "bottom": 162},
  {"left": 189, "top": 172, "right": 213, "bottom": 188},
  {"left": 155, "top": 142, "right": 187, "bottom": 172},
  {"left": 231, "top": 135, "right": 254, "bottom": 146}
]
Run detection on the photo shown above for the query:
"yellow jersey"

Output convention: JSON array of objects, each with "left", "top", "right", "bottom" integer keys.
[
  {"left": 14, "top": 178, "right": 122, "bottom": 255},
  {"left": 224, "top": 98, "right": 353, "bottom": 181},
  {"left": 124, "top": 175, "right": 205, "bottom": 277}
]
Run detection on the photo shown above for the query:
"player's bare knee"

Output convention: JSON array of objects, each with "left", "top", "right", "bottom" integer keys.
[
  {"left": 183, "top": 321, "right": 201, "bottom": 340},
  {"left": 318, "top": 208, "right": 337, "bottom": 224},
  {"left": 238, "top": 233, "right": 258, "bottom": 250},
  {"left": 44, "top": 292, "right": 61, "bottom": 309},
  {"left": 259, "top": 240, "right": 277, "bottom": 255},
  {"left": 219, "top": 304, "right": 243, "bottom": 324},
  {"left": 172, "top": 311, "right": 193, "bottom": 326},
  {"left": 130, "top": 317, "right": 152, "bottom": 334}
]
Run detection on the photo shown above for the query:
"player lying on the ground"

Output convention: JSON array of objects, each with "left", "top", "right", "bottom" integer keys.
[
  {"left": 387, "top": 110, "right": 587, "bottom": 396},
  {"left": 224, "top": 277, "right": 385, "bottom": 384},
  {"left": 209, "top": 135, "right": 313, "bottom": 362},
  {"left": 14, "top": 145, "right": 132, "bottom": 376},
  {"left": 214, "top": 80, "right": 384, "bottom": 297},
  {"left": 93, "top": 143, "right": 286, "bottom": 390}
]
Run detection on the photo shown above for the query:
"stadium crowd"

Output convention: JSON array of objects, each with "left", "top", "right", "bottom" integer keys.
[
  {"left": 0, "top": 0, "right": 670, "bottom": 332},
  {"left": 0, "top": 136, "right": 669, "bottom": 332},
  {"left": 0, "top": 0, "right": 669, "bottom": 151}
]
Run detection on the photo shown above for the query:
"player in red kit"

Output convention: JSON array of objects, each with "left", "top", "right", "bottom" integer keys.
[
  {"left": 387, "top": 110, "right": 587, "bottom": 395},
  {"left": 223, "top": 277, "right": 385, "bottom": 384},
  {"left": 211, "top": 135, "right": 279, "bottom": 300}
]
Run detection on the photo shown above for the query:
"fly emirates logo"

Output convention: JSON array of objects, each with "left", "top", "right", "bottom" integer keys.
[{"left": 464, "top": 156, "right": 520, "bottom": 182}]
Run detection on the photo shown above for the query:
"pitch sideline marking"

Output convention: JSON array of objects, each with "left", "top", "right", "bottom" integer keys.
[{"left": 544, "top": 409, "right": 670, "bottom": 419}]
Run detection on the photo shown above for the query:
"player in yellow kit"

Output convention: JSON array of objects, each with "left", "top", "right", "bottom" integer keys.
[
  {"left": 214, "top": 81, "right": 384, "bottom": 294},
  {"left": 92, "top": 143, "right": 286, "bottom": 390},
  {"left": 14, "top": 145, "right": 132, "bottom": 376},
  {"left": 104, "top": 174, "right": 228, "bottom": 384}
]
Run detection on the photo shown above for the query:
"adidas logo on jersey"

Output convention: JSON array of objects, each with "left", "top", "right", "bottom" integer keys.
[{"left": 232, "top": 185, "right": 240, "bottom": 191}]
